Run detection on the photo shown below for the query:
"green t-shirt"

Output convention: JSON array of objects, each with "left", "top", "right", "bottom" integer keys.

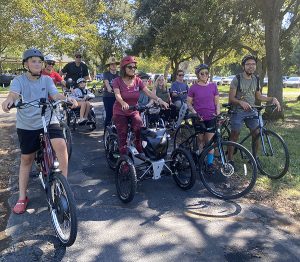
[
  {"left": 230, "top": 73, "right": 260, "bottom": 111},
  {"left": 156, "top": 86, "right": 170, "bottom": 103}
]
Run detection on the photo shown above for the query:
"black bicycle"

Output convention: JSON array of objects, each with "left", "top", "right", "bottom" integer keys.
[
  {"left": 174, "top": 113, "right": 257, "bottom": 200},
  {"left": 12, "top": 98, "right": 78, "bottom": 246},
  {"left": 222, "top": 104, "right": 290, "bottom": 179}
]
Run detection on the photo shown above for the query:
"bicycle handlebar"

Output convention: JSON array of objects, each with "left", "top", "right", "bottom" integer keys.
[{"left": 222, "top": 103, "right": 277, "bottom": 111}]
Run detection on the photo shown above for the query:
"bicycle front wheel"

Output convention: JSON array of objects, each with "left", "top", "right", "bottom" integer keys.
[
  {"left": 50, "top": 172, "right": 77, "bottom": 246},
  {"left": 105, "top": 133, "right": 120, "bottom": 170},
  {"left": 171, "top": 148, "right": 196, "bottom": 190},
  {"left": 115, "top": 155, "right": 137, "bottom": 203},
  {"left": 252, "top": 129, "right": 289, "bottom": 179},
  {"left": 199, "top": 141, "right": 257, "bottom": 200}
]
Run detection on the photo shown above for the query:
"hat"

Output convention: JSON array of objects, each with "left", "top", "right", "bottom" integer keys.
[{"left": 106, "top": 56, "right": 120, "bottom": 66}]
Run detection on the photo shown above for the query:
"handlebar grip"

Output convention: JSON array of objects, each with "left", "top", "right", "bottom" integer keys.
[
  {"left": 128, "top": 105, "right": 137, "bottom": 110},
  {"left": 222, "top": 103, "right": 232, "bottom": 108}
]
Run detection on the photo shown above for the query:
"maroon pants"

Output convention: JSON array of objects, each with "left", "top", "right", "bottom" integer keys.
[{"left": 113, "top": 112, "right": 143, "bottom": 155}]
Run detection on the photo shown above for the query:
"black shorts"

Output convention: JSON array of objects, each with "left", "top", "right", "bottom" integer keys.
[
  {"left": 17, "top": 124, "right": 64, "bottom": 154},
  {"left": 193, "top": 118, "right": 216, "bottom": 133}
]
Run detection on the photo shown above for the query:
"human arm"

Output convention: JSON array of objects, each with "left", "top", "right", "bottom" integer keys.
[
  {"left": 104, "top": 79, "right": 113, "bottom": 93},
  {"left": 215, "top": 95, "right": 220, "bottom": 115},
  {"left": 228, "top": 78, "right": 252, "bottom": 111},
  {"left": 186, "top": 96, "right": 197, "bottom": 114},
  {"left": 142, "top": 87, "right": 169, "bottom": 108},
  {"left": 1, "top": 91, "right": 20, "bottom": 112},
  {"left": 255, "top": 91, "right": 281, "bottom": 111},
  {"left": 114, "top": 88, "right": 129, "bottom": 110}
]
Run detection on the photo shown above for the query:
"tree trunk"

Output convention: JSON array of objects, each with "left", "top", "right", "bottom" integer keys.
[
  {"left": 259, "top": 0, "right": 284, "bottom": 119},
  {"left": 164, "top": 62, "right": 171, "bottom": 79}
]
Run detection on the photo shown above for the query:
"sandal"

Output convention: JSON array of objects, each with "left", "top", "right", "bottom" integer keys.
[{"left": 13, "top": 197, "right": 29, "bottom": 214}]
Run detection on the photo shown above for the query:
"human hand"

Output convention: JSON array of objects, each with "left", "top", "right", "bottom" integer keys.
[
  {"left": 67, "top": 97, "right": 78, "bottom": 108},
  {"left": 2, "top": 98, "right": 14, "bottom": 113},
  {"left": 239, "top": 101, "right": 252, "bottom": 111},
  {"left": 272, "top": 98, "right": 281, "bottom": 111},
  {"left": 121, "top": 101, "right": 129, "bottom": 110}
]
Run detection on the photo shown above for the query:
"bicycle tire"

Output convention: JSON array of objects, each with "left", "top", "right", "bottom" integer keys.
[
  {"left": 49, "top": 172, "right": 77, "bottom": 246},
  {"left": 115, "top": 155, "right": 137, "bottom": 203},
  {"left": 171, "top": 148, "right": 196, "bottom": 190},
  {"left": 252, "top": 129, "right": 289, "bottom": 179},
  {"left": 199, "top": 141, "right": 257, "bottom": 200},
  {"left": 60, "top": 122, "right": 72, "bottom": 160},
  {"left": 173, "top": 124, "right": 194, "bottom": 150},
  {"left": 105, "top": 133, "right": 120, "bottom": 170}
]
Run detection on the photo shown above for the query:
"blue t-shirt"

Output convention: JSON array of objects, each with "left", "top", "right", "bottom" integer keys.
[
  {"left": 10, "top": 74, "right": 59, "bottom": 130},
  {"left": 170, "top": 81, "right": 189, "bottom": 102},
  {"left": 103, "top": 71, "right": 119, "bottom": 97}
]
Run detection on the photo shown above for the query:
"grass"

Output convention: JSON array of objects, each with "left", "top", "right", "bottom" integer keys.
[{"left": 218, "top": 86, "right": 300, "bottom": 214}]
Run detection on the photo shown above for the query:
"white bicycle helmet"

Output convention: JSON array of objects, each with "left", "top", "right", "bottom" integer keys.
[
  {"left": 44, "top": 54, "right": 56, "bottom": 62},
  {"left": 76, "top": 78, "right": 86, "bottom": 84}
]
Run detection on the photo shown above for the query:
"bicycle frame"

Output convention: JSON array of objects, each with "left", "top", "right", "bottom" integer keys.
[
  {"left": 236, "top": 109, "right": 275, "bottom": 157},
  {"left": 178, "top": 116, "right": 229, "bottom": 166}
]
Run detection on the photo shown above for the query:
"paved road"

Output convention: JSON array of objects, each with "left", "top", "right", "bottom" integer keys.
[{"left": 1, "top": 96, "right": 300, "bottom": 262}]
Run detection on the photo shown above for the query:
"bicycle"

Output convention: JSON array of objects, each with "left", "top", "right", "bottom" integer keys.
[
  {"left": 174, "top": 113, "right": 257, "bottom": 200},
  {"left": 11, "top": 98, "right": 78, "bottom": 246},
  {"left": 105, "top": 105, "right": 196, "bottom": 203},
  {"left": 222, "top": 103, "right": 290, "bottom": 179}
]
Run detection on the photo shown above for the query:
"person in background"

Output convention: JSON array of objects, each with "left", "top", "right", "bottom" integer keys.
[
  {"left": 170, "top": 70, "right": 189, "bottom": 109},
  {"left": 148, "top": 75, "right": 172, "bottom": 122},
  {"left": 41, "top": 54, "right": 66, "bottom": 87},
  {"left": 60, "top": 51, "right": 90, "bottom": 88},
  {"left": 137, "top": 72, "right": 151, "bottom": 107},
  {"left": 72, "top": 78, "right": 94, "bottom": 124},
  {"left": 103, "top": 56, "right": 119, "bottom": 127}
]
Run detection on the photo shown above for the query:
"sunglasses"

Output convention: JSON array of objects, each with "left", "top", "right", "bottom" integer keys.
[
  {"left": 46, "top": 62, "right": 55, "bottom": 66},
  {"left": 126, "top": 65, "right": 137, "bottom": 70},
  {"left": 178, "top": 74, "right": 184, "bottom": 77},
  {"left": 75, "top": 55, "right": 82, "bottom": 58},
  {"left": 200, "top": 72, "right": 209, "bottom": 76}
]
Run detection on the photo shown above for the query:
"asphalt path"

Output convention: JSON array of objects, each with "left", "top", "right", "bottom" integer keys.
[{"left": 1, "top": 96, "right": 300, "bottom": 262}]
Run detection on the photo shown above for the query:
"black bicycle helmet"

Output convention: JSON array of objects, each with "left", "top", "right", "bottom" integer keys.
[
  {"left": 195, "top": 64, "right": 209, "bottom": 75},
  {"left": 241, "top": 54, "right": 257, "bottom": 66},
  {"left": 22, "top": 48, "right": 44, "bottom": 63}
]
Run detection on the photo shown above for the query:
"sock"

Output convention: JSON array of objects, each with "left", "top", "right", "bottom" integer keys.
[{"left": 207, "top": 153, "right": 214, "bottom": 165}]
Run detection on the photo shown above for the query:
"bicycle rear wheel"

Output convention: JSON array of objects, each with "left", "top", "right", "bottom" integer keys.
[
  {"left": 60, "top": 122, "right": 72, "bottom": 160},
  {"left": 173, "top": 124, "right": 193, "bottom": 150},
  {"left": 171, "top": 148, "right": 196, "bottom": 190},
  {"left": 49, "top": 172, "right": 77, "bottom": 246},
  {"left": 115, "top": 155, "right": 137, "bottom": 203},
  {"left": 105, "top": 133, "right": 120, "bottom": 170},
  {"left": 199, "top": 141, "right": 257, "bottom": 200},
  {"left": 252, "top": 129, "right": 289, "bottom": 179}
]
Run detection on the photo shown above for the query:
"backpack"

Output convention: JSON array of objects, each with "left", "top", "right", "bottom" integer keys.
[{"left": 235, "top": 73, "right": 260, "bottom": 98}]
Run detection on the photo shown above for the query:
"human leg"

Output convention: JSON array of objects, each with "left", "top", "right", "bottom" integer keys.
[
  {"left": 49, "top": 124, "right": 68, "bottom": 177},
  {"left": 114, "top": 114, "right": 129, "bottom": 155},
  {"left": 130, "top": 112, "right": 143, "bottom": 153}
]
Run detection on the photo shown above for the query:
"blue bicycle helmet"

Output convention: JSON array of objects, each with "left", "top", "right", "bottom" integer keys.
[{"left": 195, "top": 64, "right": 209, "bottom": 75}]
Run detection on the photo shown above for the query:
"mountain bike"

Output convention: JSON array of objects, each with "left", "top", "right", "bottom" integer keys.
[
  {"left": 222, "top": 103, "right": 289, "bottom": 179},
  {"left": 174, "top": 113, "right": 257, "bottom": 200}
]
